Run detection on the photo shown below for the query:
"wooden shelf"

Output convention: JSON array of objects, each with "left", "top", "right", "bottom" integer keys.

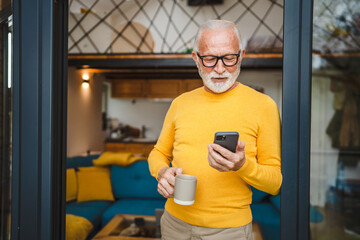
[{"left": 68, "top": 53, "right": 283, "bottom": 69}]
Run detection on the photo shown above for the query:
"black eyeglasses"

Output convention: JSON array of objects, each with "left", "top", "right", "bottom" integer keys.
[{"left": 197, "top": 51, "right": 241, "bottom": 68}]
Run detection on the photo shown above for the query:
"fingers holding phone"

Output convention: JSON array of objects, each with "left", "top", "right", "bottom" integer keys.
[
  {"left": 208, "top": 132, "right": 246, "bottom": 172},
  {"left": 208, "top": 144, "right": 234, "bottom": 172}
]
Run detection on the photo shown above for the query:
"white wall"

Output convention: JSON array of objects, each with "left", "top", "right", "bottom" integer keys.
[
  {"left": 239, "top": 69, "right": 282, "bottom": 117},
  {"left": 67, "top": 67, "right": 105, "bottom": 157},
  {"left": 107, "top": 97, "right": 172, "bottom": 140},
  {"left": 69, "top": 0, "right": 283, "bottom": 53}
]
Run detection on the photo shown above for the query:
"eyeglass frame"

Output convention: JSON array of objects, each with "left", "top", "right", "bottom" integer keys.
[{"left": 196, "top": 51, "right": 241, "bottom": 68}]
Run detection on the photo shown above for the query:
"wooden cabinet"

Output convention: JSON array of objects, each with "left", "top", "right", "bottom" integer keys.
[
  {"left": 182, "top": 79, "right": 203, "bottom": 92},
  {"left": 147, "top": 80, "right": 183, "bottom": 98},
  {"left": 111, "top": 79, "right": 203, "bottom": 99},
  {"left": 105, "top": 142, "right": 155, "bottom": 157},
  {"left": 111, "top": 80, "right": 146, "bottom": 98}
]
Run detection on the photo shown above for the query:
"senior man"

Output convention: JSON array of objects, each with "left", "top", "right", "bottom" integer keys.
[{"left": 148, "top": 20, "right": 282, "bottom": 240}]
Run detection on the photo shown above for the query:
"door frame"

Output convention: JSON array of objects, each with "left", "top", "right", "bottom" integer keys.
[
  {"left": 281, "top": 0, "right": 312, "bottom": 239},
  {"left": 11, "top": 0, "right": 67, "bottom": 239},
  {"left": 10, "top": 0, "right": 313, "bottom": 239}
]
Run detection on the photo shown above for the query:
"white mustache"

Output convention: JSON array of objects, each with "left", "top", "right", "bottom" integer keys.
[{"left": 208, "top": 71, "right": 232, "bottom": 79}]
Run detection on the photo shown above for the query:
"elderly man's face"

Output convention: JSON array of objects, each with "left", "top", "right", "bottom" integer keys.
[{"left": 192, "top": 28, "right": 244, "bottom": 93}]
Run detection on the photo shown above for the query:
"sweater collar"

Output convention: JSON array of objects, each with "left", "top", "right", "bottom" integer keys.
[{"left": 202, "top": 82, "right": 242, "bottom": 99}]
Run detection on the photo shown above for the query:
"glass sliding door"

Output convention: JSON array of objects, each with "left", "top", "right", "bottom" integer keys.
[
  {"left": 310, "top": 0, "right": 360, "bottom": 239},
  {"left": 0, "top": 6, "right": 13, "bottom": 240},
  {"left": 0, "top": 7, "right": 12, "bottom": 240}
]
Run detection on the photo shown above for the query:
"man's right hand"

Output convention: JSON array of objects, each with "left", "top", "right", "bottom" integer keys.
[{"left": 157, "top": 166, "right": 183, "bottom": 198}]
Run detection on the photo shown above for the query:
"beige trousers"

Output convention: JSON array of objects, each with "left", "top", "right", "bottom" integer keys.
[{"left": 160, "top": 210, "right": 254, "bottom": 240}]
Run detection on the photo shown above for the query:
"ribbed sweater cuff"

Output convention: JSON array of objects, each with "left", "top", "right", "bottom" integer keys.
[{"left": 235, "top": 158, "right": 256, "bottom": 178}]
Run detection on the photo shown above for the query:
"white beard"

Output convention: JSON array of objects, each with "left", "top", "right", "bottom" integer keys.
[{"left": 198, "top": 63, "right": 241, "bottom": 93}]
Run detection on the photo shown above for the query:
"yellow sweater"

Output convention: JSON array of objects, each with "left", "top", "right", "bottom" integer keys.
[{"left": 148, "top": 83, "right": 282, "bottom": 228}]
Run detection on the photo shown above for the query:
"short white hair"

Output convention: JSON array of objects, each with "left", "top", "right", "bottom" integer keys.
[{"left": 193, "top": 20, "right": 243, "bottom": 52}]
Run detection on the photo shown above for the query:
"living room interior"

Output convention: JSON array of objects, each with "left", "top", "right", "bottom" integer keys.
[
  {"left": 2, "top": 0, "right": 360, "bottom": 239},
  {"left": 64, "top": 0, "right": 360, "bottom": 240}
]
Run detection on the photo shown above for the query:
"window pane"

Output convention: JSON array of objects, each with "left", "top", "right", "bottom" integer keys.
[{"left": 311, "top": 1, "right": 360, "bottom": 239}]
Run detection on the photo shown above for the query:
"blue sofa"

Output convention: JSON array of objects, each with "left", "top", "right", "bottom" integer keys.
[
  {"left": 66, "top": 155, "right": 321, "bottom": 240},
  {"left": 66, "top": 155, "right": 166, "bottom": 239},
  {"left": 251, "top": 187, "right": 281, "bottom": 240},
  {"left": 65, "top": 155, "right": 280, "bottom": 239}
]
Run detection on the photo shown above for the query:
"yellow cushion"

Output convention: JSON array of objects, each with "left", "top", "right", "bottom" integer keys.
[
  {"left": 66, "top": 168, "right": 77, "bottom": 202},
  {"left": 66, "top": 214, "right": 93, "bottom": 240},
  {"left": 78, "top": 166, "right": 109, "bottom": 172},
  {"left": 77, "top": 167, "right": 114, "bottom": 202},
  {"left": 93, "top": 152, "right": 143, "bottom": 167}
]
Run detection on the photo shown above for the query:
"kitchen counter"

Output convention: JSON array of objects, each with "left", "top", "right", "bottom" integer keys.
[
  {"left": 105, "top": 138, "right": 157, "bottom": 144},
  {"left": 105, "top": 139, "right": 156, "bottom": 157}
]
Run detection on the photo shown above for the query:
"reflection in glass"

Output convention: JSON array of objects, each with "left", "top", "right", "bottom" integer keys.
[
  {"left": 311, "top": 0, "right": 360, "bottom": 239},
  {"left": 0, "top": 15, "right": 13, "bottom": 240}
]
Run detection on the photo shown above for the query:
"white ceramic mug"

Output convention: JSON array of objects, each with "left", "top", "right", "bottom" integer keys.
[{"left": 174, "top": 174, "right": 197, "bottom": 205}]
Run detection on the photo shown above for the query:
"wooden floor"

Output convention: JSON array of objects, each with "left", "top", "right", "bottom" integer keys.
[
  {"left": 253, "top": 222, "right": 263, "bottom": 240},
  {"left": 310, "top": 206, "right": 360, "bottom": 240}
]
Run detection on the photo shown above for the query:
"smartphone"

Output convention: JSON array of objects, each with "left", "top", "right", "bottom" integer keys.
[{"left": 213, "top": 132, "right": 239, "bottom": 153}]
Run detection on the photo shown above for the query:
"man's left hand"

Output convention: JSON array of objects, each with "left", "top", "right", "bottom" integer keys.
[{"left": 208, "top": 140, "right": 246, "bottom": 172}]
